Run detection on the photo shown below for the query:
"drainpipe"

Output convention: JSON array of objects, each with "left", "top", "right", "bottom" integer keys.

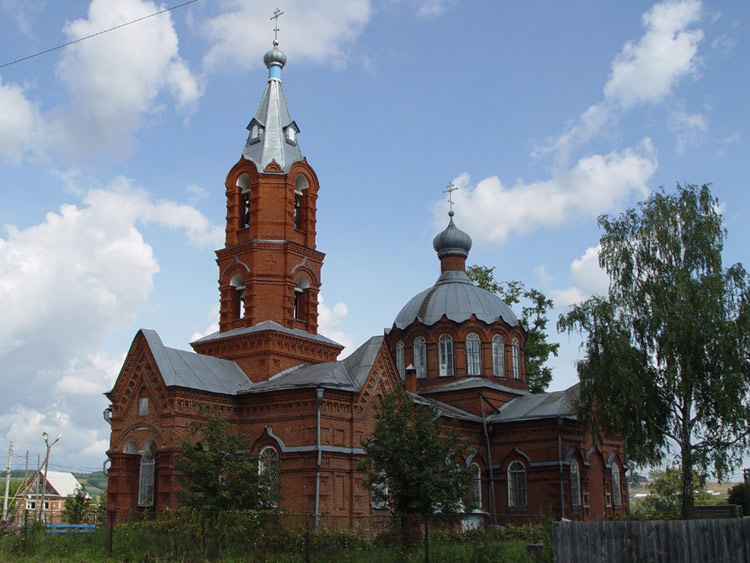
[
  {"left": 558, "top": 417, "right": 565, "bottom": 520},
  {"left": 314, "top": 387, "right": 324, "bottom": 531},
  {"left": 478, "top": 393, "right": 496, "bottom": 526}
]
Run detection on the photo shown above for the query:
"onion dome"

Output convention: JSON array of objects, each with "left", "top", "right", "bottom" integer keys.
[
  {"left": 432, "top": 211, "right": 472, "bottom": 258},
  {"left": 393, "top": 211, "right": 518, "bottom": 329},
  {"left": 263, "top": 40, "right": 287, "bottom": 70}
]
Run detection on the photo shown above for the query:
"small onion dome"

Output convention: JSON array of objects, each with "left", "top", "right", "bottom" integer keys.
[
  {"left": 432, "top": 211, "right": 472, "bottom": 258},
  {"left": 263, "top": 40, "right": 287, "bottom": 69}
]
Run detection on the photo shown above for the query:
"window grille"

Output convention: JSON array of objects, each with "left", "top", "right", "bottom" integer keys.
[
  {"left": 611, "top": 462, "right": 622, "bottom": 506},
  {"left": 492, "top": 335, "right": 504, "bottom": 376},
  {"left": 438, "top": 335, "right": 453, "bottom": 376},
  {"left": 512, "top": 338, "right": 520, "bottom": 379},
  {"left": 396, "top": 341, "right": 405, "bottom": 378},
  {"left": 466, "top": 333, "right": 481, "bottom": 375},
  {"left": 414, "top": 337, "right": 427, "bottom": 378},
  {"left": 507, "top": 461, "right": 526, "bottom": 508},
  {"left": 138, "top": 456, "right": 155, "bottom": 507},
  {"left": 570, "top": 460, "right": 581, "bottom": 506}
]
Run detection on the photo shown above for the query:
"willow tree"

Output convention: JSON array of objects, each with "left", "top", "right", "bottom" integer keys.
[{"left": 559, "top": 183, "right": 750, "bottom": 519}]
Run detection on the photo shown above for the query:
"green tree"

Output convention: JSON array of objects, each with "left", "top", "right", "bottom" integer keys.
[
  {"left": 638, "top": 467, "right": 711, "bottom": 518},
  {"left": 62, "top": 485, "right": 90, "bottom": 524},
  {"left": 558, "top": 183, "right": 750, "bottom": 519},
  {"left": 727, "top": 482, "right": 750, "bottom": 515},
  {"left": 174, "top": 412, "right": 278, "bottom": 512},
  {"left": 359, "top": 386, "right": 476, "bottom": 516},
  {"left": 467, "top": 266, "right": 559, "bottom": 393}
]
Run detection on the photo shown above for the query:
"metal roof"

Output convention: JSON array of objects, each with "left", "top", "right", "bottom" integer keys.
[
  {"left": 36, "top": 471, "right": 85, "bottom": 498},
  {"left": 409, "top": 392, "right": 483, "bottom": 423},
  {"left": 241, "top": 58, "right": 303, "bottom": 172},
  {"left": 192, "top": 320, "right": 341, "bottom": 347},
  {"left": 141, "top": 330, "right": 252, "bottom": 395},
  {"left": 419, "top": 377, "right": 528, "bottom": 397},
  {"left": 487, "top": 383, "right": 580, "bottom": 423},
  {"left": 393, "top": 270, "right": 519, "bottom": 329},
  {"left": 242, "top": 335, "right": 383, "bottom": 394}
]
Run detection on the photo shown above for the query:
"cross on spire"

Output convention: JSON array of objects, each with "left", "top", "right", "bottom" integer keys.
[
  {"left": 443, "top": 182, "right": 457, "bottom": 213},
  {"left": 271, "top": 8, "right": 284, "bottom": 42}
]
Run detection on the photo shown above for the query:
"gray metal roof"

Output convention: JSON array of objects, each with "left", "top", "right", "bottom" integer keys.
[
  {"left": 192, "top": 320, "right": 341, "bottom": 347},
  {"left": 419, "top": 377, "right": 528, "bottom": 397},
  {"left": 242, "top": 335, "right": 384, "bottom": 394},
  {"left": 409, "top": 392, "right": 483, "bottom": 423},
  {"left": 487, "top": 383, "right": 580, "bottom": 423},
  {"left": 241, "top": 72, "right": 303, "bottom": 173},
  {"left": 141, "top": 329, "right": 252, "bottom": 395},
  {"left": 393, "top": 270, "right": 519, "bottom": 329}
]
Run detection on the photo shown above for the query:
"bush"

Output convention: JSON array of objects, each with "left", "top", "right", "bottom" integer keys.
[{"left": 728, "top": 482, "right": 750, "bottom": 515}]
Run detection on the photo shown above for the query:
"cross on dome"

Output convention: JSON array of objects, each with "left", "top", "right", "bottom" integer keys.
[
  {"left": 271, "top": 8, "right": 284, "bottom": 42},
  {"left": 443, "top": 181, "right": 457, "bottom": 215}
]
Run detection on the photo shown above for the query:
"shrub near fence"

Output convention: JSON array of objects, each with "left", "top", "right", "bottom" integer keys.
[{"left": 554, "top": 519, "right": 750, "bottom": 563}]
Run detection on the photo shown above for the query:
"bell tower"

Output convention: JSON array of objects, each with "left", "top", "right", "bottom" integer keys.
[{"left": 191, "top": 32, "right": 342, "bottom": 380}]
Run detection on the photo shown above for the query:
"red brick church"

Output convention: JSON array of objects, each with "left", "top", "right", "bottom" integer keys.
[{"left": 104, "top": 37, "right": 628, "bottom": 526}]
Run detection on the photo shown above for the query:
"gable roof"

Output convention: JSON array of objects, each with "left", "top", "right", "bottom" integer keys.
[
  {"left": 192, "top": 320, "right": 341, "bottom": 347},
  {"left": 242, "top": 335, "right": 384, "bottom": 394},
  {"left": 140, "top": 329, "right": 252, "bottom": 395},
  {"left": 487, "top": 383, "right": 580, "bottom": 423},
  {"left": 35, "top": 471, "right": 84, "bottom": 498},
  {"left": 410, "top": 392, "right": 483, "bottom": 423},
  {"left": 419, "top": 377, "right": 528, "bottom": 397}
]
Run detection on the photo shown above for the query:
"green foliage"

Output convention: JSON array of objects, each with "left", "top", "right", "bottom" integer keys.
[
  {"left": 636, "top": 467, "right": 711, "bottom": 518},
  {"left": 467, "top": 266, "right": 559, "bottom": 393},
  {"left": 359, "top": 387, "right": 477, "bottom": 515},
  {"left": 174, "top": 410, "right": 278, "bottom": 512},
  {"left": 558, "top": 183, "right": 750, "bottom": 519},
  {"left": 727, "top": 482, "right": 750, "bottom": 515},
  {"left": 62, "top": 485, "right": 90, "bottom": 524}
]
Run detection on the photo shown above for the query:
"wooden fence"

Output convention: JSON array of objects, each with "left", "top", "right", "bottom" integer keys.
[{"left": 553, "top": 518, "right": 750, "bottom": 562}]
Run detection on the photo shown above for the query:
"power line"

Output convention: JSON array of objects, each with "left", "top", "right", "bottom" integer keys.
[{"left": 0, "top": 0, "right": 201, "bottom": 70}]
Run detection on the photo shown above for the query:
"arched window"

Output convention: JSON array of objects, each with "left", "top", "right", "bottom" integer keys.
[
  {"left": 294, "top": 190, "right": 302, "bottom": 229},
  {"left": 438, "top": 335, "right": 454, "bottom": 376},
  {"left": 138, "top": 441, "right": 156, "bottom": 507},
  {"left": 396, "top": 341, "right": 405, "bottom": 378},
  {"left": 570, "top": 459, "right": 581, "bottom": 506},
  {"left": 414, "top": 337, "right": 427, "bottom": 378},
  {"left": 294, "top": 277, "right": 310, "bottom": 321},
  {"left": 236, "top": 173, "right": 251, "bottom": 229},
  {"left": 294, "top": 175, "right": 309, "bottom": 231},
  {"left": 512, "top": 338, "right": 520, "bottom": 379},
  {"left": 230, "top": 274, "right": 245, "bottom": 320},
  {"left": 466, "top": 333, "right": 481, "bottom": 375},
  {"left": 259, "top": 446, "right": 280, "bottom": 506},
  {"left": 611, "top": 462, "right": 621, "bottom": 506},
  {"left": 507, "top": 461, "right": 526, "bottom": 508},
  {"left": 492, "top": 335, "right": 505, "bottom": 376},
  {"left": 471, "top": 463, "right": 482, "bottom": 509}
]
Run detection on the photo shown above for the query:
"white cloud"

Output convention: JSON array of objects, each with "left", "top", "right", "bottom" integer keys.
[
  {"left": 442, "top": 140, "right": 657, "bottom": 245},
  {"left": 318, "top": 294, "right": 354, "bottom": 356},
  {"left": 416, "top": 0, "right": 457, "bottom": 18},
  {"left": 51, "top": 0, "right": 203, "bottom": 159},
  {"left": 550, "top": 245, "right": 610, "bottom": 308},
  {"left": 0, "top": 78, "right": 44, "bottom": 162},
  {"left": 190, "top": 304, "right": 221, "bottom": 342},
  {"left": 202, "top": 0, "right": 373, "bottom": 72},
  {"left": 669, "top": 103, "right": 708, "bottom": 153},
  {"left": 540, "top": 0, "right": 704, "bottom": 163},
  {"left": 0, "top": 0, "right": 44, "bottom": 36},
  {"left": 604, "top": 0, "right": 703, "bottom": 108},
  {"left": 0, "top": 177, "right": 222, "bottom": 470}
]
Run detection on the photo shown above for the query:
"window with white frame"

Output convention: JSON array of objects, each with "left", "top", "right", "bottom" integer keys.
[
  {"left": 471, "top": 463, "right": 482, "bottom": 509},
  {"left": 414, "top": 337, "right": 427, "bottom": 378},
  {"left": 507, "top": 461, "right": 526, "bottom": 508},
  {"left": 512, "top": 338, "right": 520, "bottom": 379},
  {"left": 438, "top": 334, "right": 454, "bottom": 376},
  {"left": 492, "top": 335, "right": 504, "bottom": 376},
  {"left": 570, "top": 459, "right": 581, "bottom": 506},
  {"left": 396, "top": 341, "right": 405, "bottom": 378},
  {"left": 138, "top": 454, "right": 155, "bottom": 507},
  {"left": 466, "top": 333, "right": 481, "bottom": 375},
  {"left": 259, "top": 446, "right": 280, "bottom": 505},
  {"left": 611, "top": 462, "right": 621, "bottom": 506}
]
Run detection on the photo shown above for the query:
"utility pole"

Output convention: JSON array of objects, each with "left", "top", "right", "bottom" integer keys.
[
  {"left": 38, "top": 432, "right": 61, "bottom": 522},
  {"left": 2, "top": 440, "right": 13, "bottom": 520}
]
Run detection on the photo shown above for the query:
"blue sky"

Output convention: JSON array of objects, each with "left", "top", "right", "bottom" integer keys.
[{"left": 0, "top": 0, "right": 747, "bottom": 476}]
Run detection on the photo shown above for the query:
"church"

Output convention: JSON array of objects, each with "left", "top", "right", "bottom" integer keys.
[{"left": 104, "top": 36, "right": 628, "bottom": 527}]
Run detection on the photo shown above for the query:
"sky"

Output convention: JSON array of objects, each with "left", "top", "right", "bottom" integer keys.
[{"left": 0, "top": 0, "right": 748, "bottom": 478}]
